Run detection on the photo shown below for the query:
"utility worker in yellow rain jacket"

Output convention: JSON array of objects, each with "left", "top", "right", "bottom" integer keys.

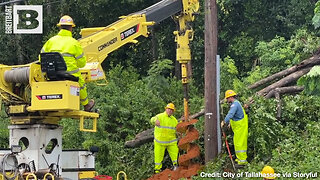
[
  {"left": 221, "top": 90, "right": 248, "bottom": 168},
  {"left": 40, "top": 15, "right": 95, "bottom": 111},
  {"left": 150, "top": 103, "right": 179, "bottom": 174}
]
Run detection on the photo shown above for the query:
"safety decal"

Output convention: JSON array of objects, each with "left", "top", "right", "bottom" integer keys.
[{"left": 70, "top": 86, "right": 80, "bottom": 96}]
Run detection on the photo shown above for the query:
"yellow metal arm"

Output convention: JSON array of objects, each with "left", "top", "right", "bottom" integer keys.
[
  {"left": 79, "top": 14, "right": 154, "bottom": 64},
  {"left": 78, "top": 15, "right": 154, "bottom": 82}
]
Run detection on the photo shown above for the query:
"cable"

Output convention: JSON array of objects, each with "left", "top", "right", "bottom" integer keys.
[
  {"left": 0, "top": 0, "right": 23, "bottom": 6},
  {"left": 1, "top": 153, "right": 18, "bottom": 180}
]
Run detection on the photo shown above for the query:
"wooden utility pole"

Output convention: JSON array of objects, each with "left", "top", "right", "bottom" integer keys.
[{"left": 204, "top": 0, "right": 218, "bottom": 163}]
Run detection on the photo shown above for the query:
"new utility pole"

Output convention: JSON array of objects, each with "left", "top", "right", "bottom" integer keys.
[{"left": 204, "top": 0, "right": 218, "bottom": 163}]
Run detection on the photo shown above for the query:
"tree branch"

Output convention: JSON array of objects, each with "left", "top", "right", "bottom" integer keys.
[
  {"left": 257, "top": 67, "right": 311, "bottom": 96},
  {"left": 265, "top": 86, "right": 305, "bottom": 99},
  {"left": 249, "top": 55, "right": 320, "bottom": 89}
]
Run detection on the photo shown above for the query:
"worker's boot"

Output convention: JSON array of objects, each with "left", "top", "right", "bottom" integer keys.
[
  {"left": 154, "top": 170, "right": 160, "bottom": 174},
  {"left": 235, "top": 163, "right": 245, "bottom": 169},
  {"left": 172, "top": 165, "right": 179, "bottom": 171},
  {"left": 84, "top": 99, "right": 95, "bottom": 112},
  {"left": 235, "top": 159, "right": 247, "bottom": 169}
]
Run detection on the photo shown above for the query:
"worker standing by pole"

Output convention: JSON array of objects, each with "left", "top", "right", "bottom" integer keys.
[
  {"left": 40, "top": 15, "right": 95, "bottom": 112},
  {"left": 150, "top": 103, "right": 179, "bottom": 174},
  {"left": 221, "top": 90, "right": 248, "bottom": 168}
]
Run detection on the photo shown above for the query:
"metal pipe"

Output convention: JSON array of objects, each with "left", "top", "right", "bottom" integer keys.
[
  {"left": 4, "top": 67, "right": 30, "bottom": 83},
  {"left": 183, "top": 85, "right": 189, "bottom": 122},
  {"left": 181, "top": 63, "right": 189, "bottom": 121}
]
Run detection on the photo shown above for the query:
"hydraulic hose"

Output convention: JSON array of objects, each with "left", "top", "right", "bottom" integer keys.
[
  {"left": 4, "top": 67, "right": 30, "bottom": 83},
  {"left": 1, "top": 153, "right": 18, "bottom": 180}
]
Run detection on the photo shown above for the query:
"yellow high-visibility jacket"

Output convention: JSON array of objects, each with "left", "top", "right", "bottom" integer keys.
[
  {"left": 150, "top": 112, "right": 178, "bottom": 144},
  {"left": 41, "top": 29, "right": 86, "bottom": 78}
]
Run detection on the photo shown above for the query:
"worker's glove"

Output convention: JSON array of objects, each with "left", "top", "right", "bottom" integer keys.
[
  {"left": 155, "top": 119, "right": 160, "bottom": 126},
  {"left": 221, "top": 121, "right": 230, "bottom": 132},
  {"left": 176, "top": 132, "right": 183, "bottom": 139},
  {"left": 220, "top": 121, "right": 225, "bottom": 129}
]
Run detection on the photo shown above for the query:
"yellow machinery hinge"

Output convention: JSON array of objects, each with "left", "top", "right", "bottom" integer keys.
[{"left": 48, "top": 111, "right": 99, "bottom": 132}]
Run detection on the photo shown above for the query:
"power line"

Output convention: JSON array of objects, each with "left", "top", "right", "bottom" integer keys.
[
  {"left": 0, "top": 0, "right": 24, "bottom": 6},
  {"left": 0, "top": 0, "right": 61, "bottom": 6}
]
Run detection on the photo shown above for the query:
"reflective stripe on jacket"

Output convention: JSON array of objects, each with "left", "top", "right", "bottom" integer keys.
[
  {"left": 150, "top": 112, "right": 178, "bottom": 144},
  {"left": 41, "top": 29, "right": 86, "bottom": 77}
]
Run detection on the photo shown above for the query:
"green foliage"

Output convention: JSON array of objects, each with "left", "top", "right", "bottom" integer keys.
[
  {"left": 147, "top": 59, "right": 174, "bottom": 76},
  {"left": 227, "top": 32, "right": 255, "bottom": 74},
  {"left": 312, "top": 1, "right": 320, "bottom": 29},
  {"left": 190, "top": 0, "right": 205, "bottom": 88},
  {"left": 252, "top": 28, "right": 320, "bottom": 82},
  {"left": 244, "top": 66, "right": 269, "bottom": 86},
  {"left": 288, "top": 29, "right": 320, "bottom": 57},
  {"left": 298, "top": 65, "right": 320, "bottom": 95},
  {"left": 244, "top": 121, "right": 320, "bottom": 179},
  {"left": 269, "top": 121, "right": 320, "bottom": 174},
  {"left": 220, "top": 56, "right": 239, "bottom": 94},
  {"left": 59, "top": 119, "right": 84, "bottom": 149},
  {"left": 217, "top": 0, "right": 315, "bottom": 73},
  {"left": 255, "top": 36, "right": 298, "bottom": 73},
  {"left": 246, "top": 96, "right": 281, "bottom": 161},
  {"left": 0, "top": 107, "right": 9, "bottom": 148},
  {"left": 281, "top": 95, "right": 320, "bottom": 131}
]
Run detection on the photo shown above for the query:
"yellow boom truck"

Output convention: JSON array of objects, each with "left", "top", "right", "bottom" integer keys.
[{"left": 0, "top": 0, "right": 199, "bottom": 179}]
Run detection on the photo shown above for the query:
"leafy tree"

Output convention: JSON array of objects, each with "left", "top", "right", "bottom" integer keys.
[
  {"left": 252, "top": 28, "right": 320, "bottom": 82},
  {"left": 217, "top": 0, "right": 315, "bottom": 73},
  {"left": 312, "top": 0, "right": 320, "bottom": 29},
  {"left": 298, "top": 66, "right": 320, "bottom": 95},
  {"left": 0, "top": 108, "right": 9, "bottom": 148}
]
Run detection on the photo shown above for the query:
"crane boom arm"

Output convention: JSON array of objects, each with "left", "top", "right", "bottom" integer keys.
[
  {"left": 78, "top": 0, "right": 199, "bottom": 82},
  {"left": 79, "top": 0, "right": 183, "bottom": 65},
  {"left": 79, "top": 14, "right": 152, "bottom": 64}
]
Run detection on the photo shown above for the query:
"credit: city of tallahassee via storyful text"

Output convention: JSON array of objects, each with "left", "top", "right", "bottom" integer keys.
[{"left": 200, "top": 171, "right": 318, "bottom": 179}]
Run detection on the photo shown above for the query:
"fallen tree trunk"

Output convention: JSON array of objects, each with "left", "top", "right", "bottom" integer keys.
[
  {"left": 257, "top": 67, "right": 311, "bottom": 96},
  {"left": 265, "top": 86, "right": 305, "bottom": 99},
  {"left": 179, "top": 109, "right": 205, "bottom": 122},
  {"left": 124, "top": 109, "right": 205, "bottom": 148},
  {"left": 264, "top": 86, "right": 304, "bottom": 121},
  {"left": 124, "top": 131, "right": 154, "bottom": 148},
  {"left": 249, "top": 55, "right": 320, "bottom": 89}
]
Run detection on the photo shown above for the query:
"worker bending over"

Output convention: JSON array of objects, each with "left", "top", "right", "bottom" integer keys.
[
  {"left": 150, "top": 103, "right": 179, "bottom": 173},
  {"left": 40, "top": 15, "right": 95, "bottom": 111},
  {"left": 221, "top": 90, "right": 248, "bottom": 167}
]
